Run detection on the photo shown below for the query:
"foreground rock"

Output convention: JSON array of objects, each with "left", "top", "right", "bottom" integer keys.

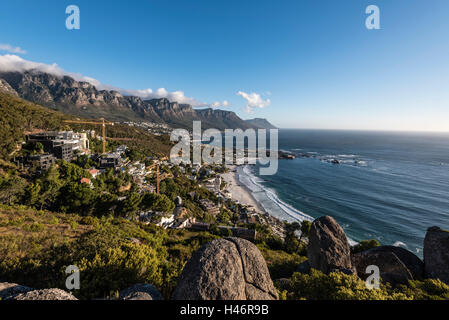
[
  {"left": 172, "top": 237, "right": 278, "bottom": 300},
  {"left": 307, "top": 216, "right": 353, "bottom": 274},
  {"left": 119, "top": 284, "right": 163, "bottom": 300},
  {"left": 9, "top": 288, "right": 77, "bottom": 300},
  {"left": 351, "top": 249, "right": 413, "bottom": 286},
  {"left": 0, "top": 282, "right": 34, "bottom": 300},
  {"left": 355, "top": 246, "right": 423, "bottom": 278},
  {"left": 424, "top": 226, "right": 449, "bottom": 284}
]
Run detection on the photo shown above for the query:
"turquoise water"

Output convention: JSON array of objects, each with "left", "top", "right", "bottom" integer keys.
[{"left": 240, "top": 129, "right": 449, "bottom": 256}]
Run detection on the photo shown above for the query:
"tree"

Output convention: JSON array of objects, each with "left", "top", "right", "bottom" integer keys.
[
  {"left": 299, "top": 220, "right": 312, "bottom": 242},
  {"left": 351, "top": 239, "right": 380, "bottom": 254},
  {"left": 59, "top": 161, "right": 90, "bottom": 183},
  {"left": 284, "top": 222, "right": 301, "bottom": 254},
  {"left": 58, "top": 182, "right": 97, "bottom": 214},
  {"left": 94, "top": 193, "right": 118, "bottom": 216},
  {"left": 118, "top": 192, "right": 142, "bottom": 218},
  {"left": 217, "top": 208, "right": 231, "bottom": 224},
  {"left": 0, "top": 174, "right": 27, "bottom": 205},
  {"left": 24, "top": 183, "right": 41, "bottom": 208},
  {"left": 153, "top": 194, "right": 175, "bottom": 213},
  {"left": 37, "top": 165, "right": 63, "bottom": 210},
  {"left": 141, "top": 193, "right": 175, "bottom": 213}
]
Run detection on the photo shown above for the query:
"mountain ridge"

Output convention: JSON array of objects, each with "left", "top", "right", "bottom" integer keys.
[{"left": 0, "top": 70, "right": 275, "bottom": 130}]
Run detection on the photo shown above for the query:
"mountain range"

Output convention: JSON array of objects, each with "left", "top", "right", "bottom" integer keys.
[{"left": 0, "top": 70, "right": 276, "bottom": 130}]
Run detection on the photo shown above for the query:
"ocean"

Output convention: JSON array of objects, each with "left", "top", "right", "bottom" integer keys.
[{"left": 238, "top": 129, "right": 449, "bottom": 256}]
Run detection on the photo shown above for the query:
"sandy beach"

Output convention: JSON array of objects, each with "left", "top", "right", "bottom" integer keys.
[{"left": 220, "top": 166, "right": 266, "bottom": 214}]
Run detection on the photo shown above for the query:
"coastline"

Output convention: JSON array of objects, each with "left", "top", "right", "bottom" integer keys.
[
  {"left": 220, "top": 165, "right": 267, "bottom": 214},
  {"left": 231, "top": 164, "right": 358, "bottom": 246}
]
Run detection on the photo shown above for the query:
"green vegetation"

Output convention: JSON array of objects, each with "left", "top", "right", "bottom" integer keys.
[
  {"left": 351, "top": 239, "right": 381, "bottom": 254},
  {"left": 0, "top": 92, "right": 66, "bottom": 159},
  {"left": 1, "top": 91, "right": 448, "bottom": 301},
  {"left": 0, "top": 91, "right": 171, "bottom": 162},
  {"left": 0, "top": 204, "right": 229, "bottom": 299},
  {"left": 282, "top": 269, "right": 449, "bottom": 300}
]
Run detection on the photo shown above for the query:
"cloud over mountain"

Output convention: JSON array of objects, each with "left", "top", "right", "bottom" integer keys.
[
  {"left": 121, "top": 88, "right": 207, "bottom": 107},
  {"left": 237, "top": 91, "right": 271, "bottom": 113},
  {"left": 0, "top": 54, "right": 221, "bottom": 108}
]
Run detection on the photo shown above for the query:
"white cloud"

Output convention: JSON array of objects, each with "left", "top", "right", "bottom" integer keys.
[
  {"left": 237, "top": 91, "right": 271, "bottom": 113},
  {"left": 122, "top": 88, "right": 207, "bottom": 107},
  {"left": 0, "top": 54, "right": 229, "bottom": 108},
  {"left": 210, "top": 100, "right": 230, "bottom": 108},
  {"left": 0, "top": 54, "right": 101, "bottom": 85},
  {"left": 0, "top": 44, "right": 27, "bottom": 55}
]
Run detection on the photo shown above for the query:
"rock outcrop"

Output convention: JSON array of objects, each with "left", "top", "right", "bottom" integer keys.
[
  {"left": 0, "top": 282, "right": 33, "bottom": 300},
  {"left": 353, "top": 246, "right": 423, "bottom": 279},
  {"left": 351, "top": 249, "right": 413, "bottom": 286},
  {"left": 8, "top": 288, "right": 77, "bottom": 300},
  {"left": 307, "top": 216, "right": 353, "bottom": 274},
  {"left": 0, "top": 79, "right": 18, "bottom": 96},
  {"left": 119, "top": 284, "right": 163, "bottom": 300},
  {"left": 172, "top": 237, "right": 278, "bottom": 300},
  {"left": 424, "top": 226, "right": 449, "bottom": 284}
]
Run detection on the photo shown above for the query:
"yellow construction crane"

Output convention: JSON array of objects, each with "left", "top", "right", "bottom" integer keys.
[{"left": 63, "top": 118, "right": 114, "bottom": 154}]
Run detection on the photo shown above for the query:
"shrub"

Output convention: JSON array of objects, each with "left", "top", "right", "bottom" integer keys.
[
  {"left": 288, "top": 269, "right": 410, "bottom": 300},
  {"left": 351, "top": 239, "right": 381, "bottom": 254},
  {"left": 399, "top": 279, "right": 449, "bottom": 300},
  {"left": 24, "top": 222, "right": 45, "bottom": 232},
  {"left": 80, "top": 216, "right": 99, "bottom": 228},
  {"left": 75, "top": 242, "right": 164, "bottom": 299},
  {"left": 48, "top": 216, "right": 59, "bottom": 225}
]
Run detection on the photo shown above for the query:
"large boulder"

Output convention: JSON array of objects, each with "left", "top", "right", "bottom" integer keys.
[
  {"left": 357, "top": 245, "right": 424, "bottom": 279},
  {"left": 119, "top": 284, "right": 163, "bottom": 300},
  {"left": 307, "top": 216, "right": 353, "bottom": 274},
  {"left": 424, "top": 226, "right": 449, "bottom": 284},
  {"left": 9, "top": 288, "right": 78, "bottom": 300},
  {"left": 0, "top": 282, "right": 34, "bottom": 300},
  {"left": 172, "top": 237, "right": 278, "bottom": 300},
  {"left": 351, "top": 249, "right": 414, "bottom": 286}
]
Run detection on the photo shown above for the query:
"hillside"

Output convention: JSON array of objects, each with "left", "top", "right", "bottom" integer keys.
[
  {"left": 0, "top": 91, "right": 171, "bottom": 160},
  {"left": 245, "top": 118, "right": 277, "bottom": 129},
  {"left": 0, "top": 71, "right": 258, "bottom": 130}
]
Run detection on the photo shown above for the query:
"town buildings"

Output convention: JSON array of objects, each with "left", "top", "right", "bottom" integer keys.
[{"left": 27, "top": 131, "right": 90, "bottom": 162}]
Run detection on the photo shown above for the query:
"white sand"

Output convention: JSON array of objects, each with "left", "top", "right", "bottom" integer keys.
[{"left": 221, "top": 166, "right": 266, "bottom": 214}]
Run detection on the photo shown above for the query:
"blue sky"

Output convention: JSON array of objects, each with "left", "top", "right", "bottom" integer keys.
[{"left": 0, "top": 0, "right": 448, "bottom": 131}]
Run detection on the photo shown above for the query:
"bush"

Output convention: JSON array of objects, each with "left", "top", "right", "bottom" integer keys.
[
  {"left": 48, "top": 217, "right": 59, "bottom": 225},
  {"left": 80, "top": 216, "right": 99, "bottom": 228},
  {"left": 75, "top": 242, "right": 164, "bottom": 299},
  {"left": 258, "top": 245, "right": 307, "bottom": 280},
  {"left": 24, "top": 222, "right": 45, "bottom": 232},
  {"left": 288, "top": 269, "right": 410, "bottom": 300},
  {"left": 351, "top": 239, "right": 380, "bottom": 254},
  {"left": 398, "top": 279, "right": 449, "bottom": 300}
]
